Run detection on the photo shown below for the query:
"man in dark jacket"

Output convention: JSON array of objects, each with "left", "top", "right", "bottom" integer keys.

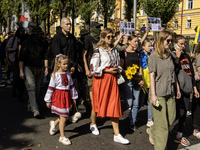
[
  {"left": 51, "top": 18, "right": 78, "bottom": 74},
  {"left": 19, "top": 26, "right": 48, "bottom": 118}
]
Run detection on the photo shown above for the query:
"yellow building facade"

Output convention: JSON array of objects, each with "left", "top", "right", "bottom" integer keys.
[{"left": 50, "top": 0, "right": 200, "bottom": 38}]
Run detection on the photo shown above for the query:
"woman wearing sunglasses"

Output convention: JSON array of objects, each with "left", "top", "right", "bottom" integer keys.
[
  {"left": 90, "top": 28, "right": 129, "bottom": 144},
  {"left": 147, "top": 31, "right": 181, "bottom": 150}
]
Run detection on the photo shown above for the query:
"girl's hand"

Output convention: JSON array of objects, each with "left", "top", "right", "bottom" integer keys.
[
  {"left": 176, "top": 90, "right": 181, "bottom": 99},
  {"left": 46, "top": 103, "right": 51, "bottom": 108},
  {"left": 73, "top": 100, "right": 76, "bottom": 105},
  {"left": 138, "top": 80, "right": 144, "bottom": 87},
  {"left": 151, "top": 95, "right": 158, "bottom": 106}
]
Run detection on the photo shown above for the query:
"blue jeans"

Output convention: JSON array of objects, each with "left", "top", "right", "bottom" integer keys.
[
  {"left": 122, "top": 79, "right": 140, "bottom": 125},
  {"left": 139, "top": 89, "right": 153, "bottom": 121}
]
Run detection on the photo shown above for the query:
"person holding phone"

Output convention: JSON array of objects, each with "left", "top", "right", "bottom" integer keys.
[
  {"left": 147, "top": 31, "right": 181, "bottom": 150},
  {"left": 173, "top": 35, "right": 199, "bottom": 146}
]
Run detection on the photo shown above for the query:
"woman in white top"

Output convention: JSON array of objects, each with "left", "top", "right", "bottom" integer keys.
[{"left": 90, "top": 28, "right": 129, "bottom": 144}]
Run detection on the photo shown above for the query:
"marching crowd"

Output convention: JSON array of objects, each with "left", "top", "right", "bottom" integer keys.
[{"left": 0, "top": 17, "right": 200, "bottom": 149}]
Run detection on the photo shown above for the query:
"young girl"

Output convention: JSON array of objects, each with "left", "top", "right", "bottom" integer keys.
[
  {"left": 139, "top": 39, "right": 153, "bottom": 127},
  {"left": 44, "top": 54, "right": 78, "bottom": 145}
]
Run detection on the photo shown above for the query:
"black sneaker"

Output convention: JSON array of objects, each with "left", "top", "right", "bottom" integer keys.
[{"left": 129, "top": 124, "right": 142, "bottom": 134}]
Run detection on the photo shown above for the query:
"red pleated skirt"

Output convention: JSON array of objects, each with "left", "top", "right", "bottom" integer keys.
[
  {"left": 51, "top": 89, "right": 72, "bottom": 117},
  {"left": 92, "top": 72, "right": 122, "bottom": 118}
]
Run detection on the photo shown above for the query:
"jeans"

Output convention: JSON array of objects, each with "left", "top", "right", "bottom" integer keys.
[
  {"left": 24, "top": 66, "right": 42, "bottom": 113},
  {"left": 139, "top": 89, "right": 153, "bottom": 121},
  {"left": 122, "top": 79, "right": 140, "bottom": 125}
]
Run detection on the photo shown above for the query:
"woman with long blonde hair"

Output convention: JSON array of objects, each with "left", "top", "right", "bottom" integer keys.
[
  {"left": 90, "top": 28, "right": 129, "bottom": 144},
  {"left": 147, "top": 31, "right": 181, "bottom": 149}
]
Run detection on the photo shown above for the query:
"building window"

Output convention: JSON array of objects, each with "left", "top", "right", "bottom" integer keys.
[
  {"left": 186, "top": 19, "right": 191, "bottom": 28},
  {"left": 174, "top": 20, "right": 178, "bottom": 29},
  {"left": 187, "top": 0, "right": 193, "bottom": 9},
  {"left": 13, "top": 17, "right": 15, "bottom": 21}
]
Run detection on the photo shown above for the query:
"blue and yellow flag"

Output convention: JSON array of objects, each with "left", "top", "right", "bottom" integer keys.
[{"left": 194, "top": 26, "right": 200, "bottom": 44}]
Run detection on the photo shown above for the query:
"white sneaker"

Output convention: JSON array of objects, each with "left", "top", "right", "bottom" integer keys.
[
  {"left": 90, "top": 124, "right": 99, "bottom": 135},
  {"left": 114, "top": 134, "right": 130, "bottom": 144},
  {"left": 58, "top": 137, "right": 71, "bottom": 145},
  {"left": 146, "top": 120, "right": 154, "bottom": 127},
  {"left": 49, "top": 120, "right": 56, "bottom": 135}
]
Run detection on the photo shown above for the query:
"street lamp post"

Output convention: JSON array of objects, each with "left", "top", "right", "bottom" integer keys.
[{"left": 133, "top": 0, "right": 137, "bottom": 29}]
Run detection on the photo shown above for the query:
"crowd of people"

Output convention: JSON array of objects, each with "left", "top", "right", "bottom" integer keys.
[{"left": 0, "top": 17, "right": 200, "bottom": 149}]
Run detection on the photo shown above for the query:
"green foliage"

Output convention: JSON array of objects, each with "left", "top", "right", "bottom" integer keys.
[
  {"left": 79, "top": 1, "right": 97, "bottom": 25},
  {"left": 1, "top": 0, "right": 14, "bottom": 18},
  {"left": 100, "top": 0, "right": 116, "bottom": 21},
  {"left": 22, "top": 0, "right": 51, "bottom": 22},
  {"left": 140, "top": 0, "right": 181, "bottom": 27}
]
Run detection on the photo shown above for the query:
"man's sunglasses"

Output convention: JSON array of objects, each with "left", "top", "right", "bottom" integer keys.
[
  {"left": 107, "top": 35, "right": 113, "bottom": 40},
  {"left": 167, "top": 39, "right": 173, "bottom": 44}
]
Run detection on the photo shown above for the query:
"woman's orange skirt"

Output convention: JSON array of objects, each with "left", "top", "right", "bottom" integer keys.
[{"left": 92, "top": 72, "right": 122, "bottom": 118}]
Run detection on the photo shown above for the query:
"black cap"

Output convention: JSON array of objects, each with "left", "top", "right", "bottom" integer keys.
[
  {"left": 80, "top": 29, "right": 89, "bottom": 36},
  {"left": 91, "top": 22, "right": 103, "bottom": 28}
]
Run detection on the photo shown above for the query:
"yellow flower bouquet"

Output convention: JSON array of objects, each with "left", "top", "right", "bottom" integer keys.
[{"left": 125, "top": 64, "right": 139, "bottom": 80}]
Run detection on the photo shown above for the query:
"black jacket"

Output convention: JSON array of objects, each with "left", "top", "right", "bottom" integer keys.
[
  {"left": 19, "top": 36, "right": 48, "bottom": 68},
  {"left": 51, "top": 30, "right": 78, "bottom": 68}
]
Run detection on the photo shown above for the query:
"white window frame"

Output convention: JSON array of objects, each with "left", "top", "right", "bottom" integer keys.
[
  {"left": 186, "top": 0, "right": 193, "bottom": 10},
  {"left": 174, "top": 20, "right": 178, "bottom": 29},
  {"left": 186, "top": 19, "right": 191, "bottom": 28}
]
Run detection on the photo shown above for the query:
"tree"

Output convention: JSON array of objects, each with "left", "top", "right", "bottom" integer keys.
[
  {"left": 123, "top": 0, "right": 141, "bottom": 21},
  {"left": 79, "top": 1, "right": 97, "bottom": 28},
  {"left": 140, "top": 0, "right": 181, "bottom": 27},
  {"left": 1, "top": 0, "right": 15, "bottom": 32},
  {"left": 99, "top": 0, "right": 116, "bottom": 28}
]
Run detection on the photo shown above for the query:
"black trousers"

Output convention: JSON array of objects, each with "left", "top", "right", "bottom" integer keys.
[
  {"left": 193, "top": 81, "right": 200, "bottom": 130},
  {"left": 176, "top": 92, "right": 190, "bottom": 132}
]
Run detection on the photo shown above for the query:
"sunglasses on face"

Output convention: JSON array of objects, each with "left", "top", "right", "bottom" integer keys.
[
  {"left": 107, "top": 35, "right": 113, "bottom": 40},
  {"left": 167, "top": 39, "right": 173, "bottom": 44}
]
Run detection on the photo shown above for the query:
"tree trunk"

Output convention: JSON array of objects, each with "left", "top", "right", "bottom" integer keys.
[
  {"left": 7, "top": 14, "right": 10, "bottom": 33},
  {"left": 72, "top": 2, "right": 75, "bottom": 35},
  {"left": 42, "top": 19, "right": 46, "bottom": 33},
  {"left": 47, "top": 13, "right": 50, "bottom": 34},
  {"left": 0, "top": 21, "right": 2, "bottom": 33},
  {"left": 62, "top": 9, "right": 66, "bottom": 18},
  {"left": 36, "top": 15, "right": 39, "bottom": 26},
  {"left": 104, "top": 14, "right": 107, "bottom": 28}
]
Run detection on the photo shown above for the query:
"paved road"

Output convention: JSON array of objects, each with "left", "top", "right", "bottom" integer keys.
[{"left": 0, "top": 83, "right": 200, "bottom": 150}]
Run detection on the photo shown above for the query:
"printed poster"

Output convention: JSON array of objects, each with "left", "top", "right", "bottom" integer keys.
[
  {"left": 147, "top": 17, "right": 161, "bottom": 31},
  {"left": 120, "top": 21, "right": 135, "bottom": 36}
]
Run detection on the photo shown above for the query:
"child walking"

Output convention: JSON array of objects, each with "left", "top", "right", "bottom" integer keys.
[{"left": 44, "top": 54, "right": 78, "bottom": 145}]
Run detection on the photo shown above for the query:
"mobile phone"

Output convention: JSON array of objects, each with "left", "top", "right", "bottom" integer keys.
[{"left": 174, "top": 43, "right": 180, "bottom": 50}]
